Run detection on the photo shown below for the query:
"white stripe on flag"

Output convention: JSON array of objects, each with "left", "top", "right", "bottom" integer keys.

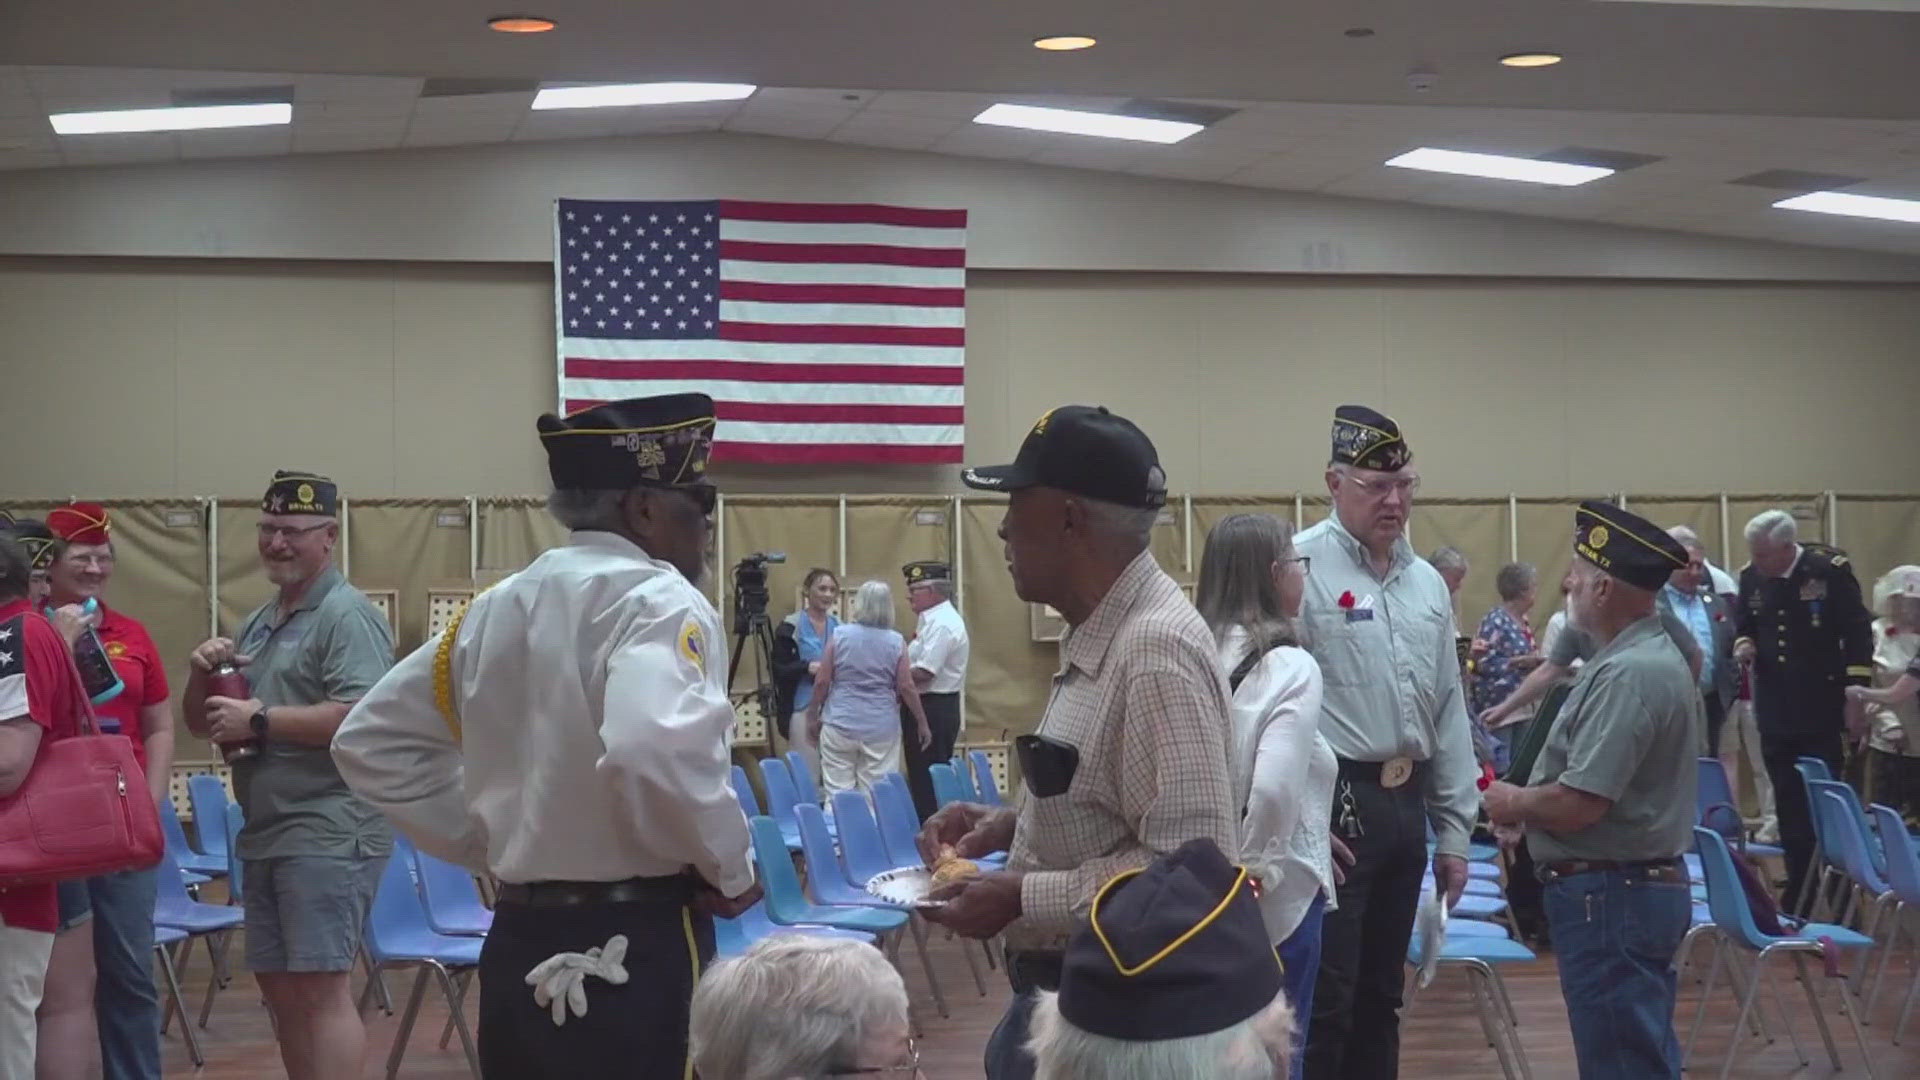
[
  {"left": 717, "top": 420, "right": 964, "bottom": 445},
  {"left": 720, "top": 219, "right": 967, "bottom": 249},
  {"left": 719, "top": 260, "right": 965, "bottom": 289},
  {"left": 0, "top": 671, "right": 23, "bottom": 720},
  {"left": 717, "top": 300, "right": 965, "bottom": 328},
  {"left": 563, "top": 378, "right": 963, "bottom": 406},
  {"left": 562, "top": 337, "right": 963, "bottom": 367}
]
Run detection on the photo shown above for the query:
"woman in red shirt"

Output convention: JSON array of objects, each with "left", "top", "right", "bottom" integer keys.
[
  {"left": 36, "top": 504, "right": 173, "bottom": 1080},
  {"left": 0, "top": 530, "right": 84, "bottom": 1078}
]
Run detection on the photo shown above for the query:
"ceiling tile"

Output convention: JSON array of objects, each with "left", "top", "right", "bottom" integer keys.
[
  {"left": 724, "top": 103, "right": 855, "bottom": 140},
  {"left": 510, "top": 110, "right": 619, "bottom": 141},
  {"left": 293, "top": 74, "right": 424, "bottom": 102},
  {"left": 293, "top": 96, "right": 415, "bottom": 121},
  {"left": 409, "top": 91, "right": 536, "bottom": 119},
  {"left": 864, "top": 90, "right": 1000, "bottom": 121},
  {"left": 0, "top": 148, "right": 61, "bottom": 172},
  {"left": 926, "top": 124, "right": 1056, "bottom": 161},
  {"left": 291, "top": 119, "right": 405, "bottom": 154},
  {"left": 1029, "top": 141, "right": 1151, "bottom": 171},
  {"left": 750, "top": 87, "right": 874, "bottom": 110},
  {"left": 1125, "top": 149, "right": 1270, "bottom": 182},
  {"left": 176, "top": 126, "right": 292, "bottom": 159},
  {"left": 57, "top": 131, "right": 177, "bottom": 166},
  {"left": 826, "top": 113, "right": 955, "bottom": 152}
]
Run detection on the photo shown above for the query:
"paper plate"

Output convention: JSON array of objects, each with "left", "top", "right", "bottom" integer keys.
[{"left": 865, "top": 866, "right": 944, "bottom": 908}]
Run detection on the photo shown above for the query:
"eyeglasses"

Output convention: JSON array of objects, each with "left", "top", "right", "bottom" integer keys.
[
  {"left": 825, "top": 1038, "right": 921, "bottom": 1075},
  {"left": 1343, "top": 472, "right": 1421, "bottom": 498},
  {"left": 1281, "top": 555, "right": 1312, "bottom": 575},
  {"left": 256, "top": 523, "right": 333, "bottom": 542}
]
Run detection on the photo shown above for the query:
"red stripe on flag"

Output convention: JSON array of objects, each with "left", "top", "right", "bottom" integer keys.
[
  {"left": 718, "top": 281, "right": 965, "bottom": 307},
  {"left": 713, "top": 442, "right": 965, "bottom": 465},
  {"left": 719, "top": 240, "right": 965, "bottom": 268},
  {"left": 721, "top": 322, "right": 964, "bottom": 347},
  {"left": 564, "top": 358, "right": 964, "bottom": 386},
  {"left": 719, "top": 201, "right": 967, "bottom": 229},
  {"left": 715, "top": 401, "right": 964, "bottom": 425}
]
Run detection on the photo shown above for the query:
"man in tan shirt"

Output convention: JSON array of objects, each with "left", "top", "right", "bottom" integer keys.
[{"left": 920, "top": 404, "right": 1236, "bottom": 1080}]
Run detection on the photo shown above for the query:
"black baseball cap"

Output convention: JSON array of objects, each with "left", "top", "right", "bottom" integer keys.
[{"left": 961, "top": 405, "right": 1167, "bottom": 509}]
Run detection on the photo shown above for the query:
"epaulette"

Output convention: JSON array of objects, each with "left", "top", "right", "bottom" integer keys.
[{"left": 1804, "top": 542, "right": 1851, "bottom": 569}]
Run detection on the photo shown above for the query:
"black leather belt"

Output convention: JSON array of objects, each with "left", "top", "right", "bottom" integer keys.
[
  {"left": 496, "top": 876, "right": 692, "bottom": 908},
  {"left": 1535, "top": 857, "right": 1685, "bottom": 884},
  {"left": 1336, "top": 756, "right": 1426, "bottom": 790}
]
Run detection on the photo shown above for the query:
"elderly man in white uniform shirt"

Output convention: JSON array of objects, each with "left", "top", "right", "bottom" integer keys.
[
  {"left": 1295, "top": 405, "right": 1479, "bottom": 1080},
  {"left": 901, "top": 559, "right": 970, "bottom": 821},
  {"left": 331, "top": 393, "right": 758, "bottom": 1079}
]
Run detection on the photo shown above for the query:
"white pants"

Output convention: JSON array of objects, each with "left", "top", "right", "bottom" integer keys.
[
  {"left": 786, "top": 710, "right": 822, "bottom": 793},
  {"left": 1721, "top": 698, "right": 1777, "bottom": 832},
  {"left": 819, "top": 724, "right": 903, "bottom": 800},
  {"left": 0, "top": 919, "right": 54, "bottom": 1079}
]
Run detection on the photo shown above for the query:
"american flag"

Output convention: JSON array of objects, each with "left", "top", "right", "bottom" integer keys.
[{"left": 555, "top": 198, "right": 967, "bottom": 464}]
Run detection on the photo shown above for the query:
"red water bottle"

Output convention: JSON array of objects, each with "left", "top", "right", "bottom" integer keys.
[{"left": 208, "top": 661, "right": 259, "bottom": 763}]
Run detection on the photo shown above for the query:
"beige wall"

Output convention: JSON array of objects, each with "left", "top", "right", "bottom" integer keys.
[{"left": 3, "top": 256, "right": 1917, "bottom": 501}]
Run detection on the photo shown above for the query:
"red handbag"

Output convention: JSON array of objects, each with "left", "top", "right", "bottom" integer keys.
[{"left": 0, "top": 623, "right": 164, "bottom": 886}]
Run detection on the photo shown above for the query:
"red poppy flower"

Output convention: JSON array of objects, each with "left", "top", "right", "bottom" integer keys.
[{"left": 1338, "top": 590, "right": 1356, "bottom": 610}]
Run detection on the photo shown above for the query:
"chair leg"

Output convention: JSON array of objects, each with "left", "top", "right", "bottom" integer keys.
[
  {"left": 1759, "top": 951, "right": 1806, "bottom": 1065},
  {"left": 385, "top": 966, "right": 430, "bottom": 1080},
  {"left": 429, "top": 962, "right": 482, "bottom": 1079},
  {"left": 1463, "top": 966, "right": 1512, "bottom": 1078},
  {"left": 1797, "top": 949, "right": 1878, "bottom": 1080},
  {"left": 154, "top": 944, "right": 203, "bottom": 1069},
  {"left": 904, "top": 921, "right": 949, "bottom": 1019},
  {"left": 1865, "top": 900, "right": 1902, "bottom": 1015},
  {"left": 1786, "top": 949, "right": 1842, "bottom": 1069},
  {"left": 1684, "top": 933, "right": 1725, "bottom": 1070},
  {"left": 361, "top": 944, "right": 394, "bottom": 1015},
  {"left": 1718, "top": 949, "right": 1767, "bottom": 1080},
  {"left": 1895, "top": 953, "right": 1920, "bottom": 1045},
  {"left": 198, "top": 930, "right": 231, "bottom": 1029},
  {"left": 439, "top": 967, "right": 473, "bottom": 1051},
  {"left": 956, "top": 922, "right": 988, "bottom": 996}
]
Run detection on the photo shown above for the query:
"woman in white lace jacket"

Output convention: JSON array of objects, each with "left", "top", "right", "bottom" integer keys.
[{"left": 1194, "top": 513, "right": 1335, "bottom": 1080}]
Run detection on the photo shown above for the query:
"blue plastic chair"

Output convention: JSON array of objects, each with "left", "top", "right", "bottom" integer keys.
[
  {"left": 1406, "top": 923, "right": 1535, "bottom": 1079},
  {"left": 793, "top": 803, "right": 954, "bottom": 1013},
  {"left": 1813, "top": 788, "right": 1900, "bottom": 1003},
  {"left": 748, "top": 815, "right": 910, "bottom": 936},
  {"left": 1468, "top": 860, "right": 1502, "bottom": 881},
  {"left": 758, "top": 757, "right": 807, "bottom": 851},
  {"left": 1684, "top": 826, "right": 1876, "bottom": 1077},
  {"left": 1448, "top": 891, "right": 1510, "bottom": 922},
  {"left": 152, "top": 924, "right": 201, "bottom": 1067},
  {"left": 413, "top": 848, "right": 493, "bottom": 937},
  {"left": 718, "top": 900, "right": 875, "bottom": 958},
  {"left": 1798, "top": 756, "right": 1834, "bottom": 782},
  {"left": 872, "top": 775, "right": 930, "bottom": 868},
  {"left": 222, "top": 803, "right": 245, "bottom": 906},
  {"left": 950, "top": 756, "right": 980, "bottom": 802},
  {"left": 929, "top": 762, "right": 967, "bottom": 809},
  {"left": 161, "top": 797, "right": 226, "bottom": 879},
  {"left": 185, "top": 774, "right": 232, "bottom": 860},
  {"left": 1698, "top": 757, "right": 1785, "bottom": 858},
  {"left": 730, "top": 765, "right": 761, "bottom": 819},
  {"left": 786, "top": 750, "right": 823, "bottom": 806},
  {"left": 1866, "top": 803, "right": 1920, "bottom": 1034},
  {"left": 1462, "top": 878, "right": 1502, "bottom": 898},
  {"left": 363, "top": 835, "right": 482, "bottom": 1078},
  {"left": 152, "top": 846, "right": 243, "bottom": 1032},
  {"left": 967, "top": 750, "right": 1004, "bottom": 806},
  {"left": 1812, "top": 778, "right": 1889, "bottom": 877},
  {"left": 834, "top": 790, "right": 916, "bottom": 881}
]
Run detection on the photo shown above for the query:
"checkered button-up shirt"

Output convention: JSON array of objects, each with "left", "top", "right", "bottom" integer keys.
[{"left": 1005, "top": 551, "right": 1236, "bottom": 943}]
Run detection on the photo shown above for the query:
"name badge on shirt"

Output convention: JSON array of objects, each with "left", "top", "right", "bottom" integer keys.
[{"left": 1346, "top": 608, "right": 1375, "bottom": 623}]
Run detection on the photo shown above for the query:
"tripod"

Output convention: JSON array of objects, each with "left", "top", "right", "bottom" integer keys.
[{"left": 727, "top": 603, "right": 779, "bottom": 757}]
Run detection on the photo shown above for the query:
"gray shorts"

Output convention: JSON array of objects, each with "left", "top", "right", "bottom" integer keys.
[{"left": 243, "top": 855, "right": 386, "bottom": 973}]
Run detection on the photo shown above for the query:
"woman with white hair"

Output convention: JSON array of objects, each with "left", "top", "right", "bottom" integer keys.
[
  {"left": 689, "top": 935, "right": 920, "bottom": 1078},
  {"left": 1845, "top": 565, "right": 1920, "bottom": 824},
  {"left": 806, "top": 580, "right": 931, "bottom": 797}
]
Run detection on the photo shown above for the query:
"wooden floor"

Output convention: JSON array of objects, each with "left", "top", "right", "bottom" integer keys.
[{"left": 155, "top": 909, "right": 1920, "bottom": 1079}]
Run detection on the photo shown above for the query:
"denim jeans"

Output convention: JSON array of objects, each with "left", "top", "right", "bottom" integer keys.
[
  {"left": 1542, "top": 866, "right": 1692, "bottom": 1080},
  {"left": 89, "top": 868, "right": 163, "bottom": 1080},
  {"left": 1276, "top": 893, "right": 1327, "bottom": 1080}
]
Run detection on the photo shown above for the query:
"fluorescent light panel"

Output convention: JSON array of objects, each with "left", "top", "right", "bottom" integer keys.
[
  {"left": 531, "top": 83, "right": 756, "bottom": 110},
  {"left": 1773, "top": 191, "right": 1920, "bottom": 225},
  {"left": 50, "top": 102, "right": 291, "bottom": 135},
  {"left": 1385, "top": 147, "right": 1613, "bottom": 186},
  {"left": 973, "top": 103, "right": 1202, "bottom": 144}
]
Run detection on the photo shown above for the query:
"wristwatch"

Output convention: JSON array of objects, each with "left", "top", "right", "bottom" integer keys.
[{"left": 250, "top": 708, "right": 271, "bottom": 742}]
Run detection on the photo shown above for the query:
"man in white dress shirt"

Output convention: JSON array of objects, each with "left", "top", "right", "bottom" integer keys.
[
  {"left": 901, "top": 559, "right": 970, "bottom": 821},
  {"left": 331, "top": 393, "right": 759, "bottom": 1078}
]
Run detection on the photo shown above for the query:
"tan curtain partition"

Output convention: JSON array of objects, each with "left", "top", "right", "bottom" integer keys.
[
  {"left": 214, "top": 500, "right": 275, "bottom": 639},
  {"left": 1150, "top": 508, "right": 1189, "bottom": 583},
  {"left": 345, "top": 501, "right": 473, "bottom": 654},
  {"left": 959, "top": 498, "right": 1054, "bottom": 743},
  {"left": 1411, "top": 499, "right": 1510, "bottom": 635},
  {"left": 477, "top": 497, "right": 570, "bottom": 586},
  {"left": 1727, "top": 494, "right": 1827, "bottom": 547},
  {"left": 1834, "top": 496, "right": 1920, "bottom": 603},
  {"left": 102, "top": 502, "right": 211, "bottom": 759},
  {"left": 721, "top": 497, "right": 837, "bottom": 696},
  {"left": 844, "top": 497, "right": 954, "bottom": 631},
  {"left": 1514, "top": 498, "right": 1593, "bottom": 637},
  {"left": 1624, "top": 495, "right": 1727, "bottom": 567}
]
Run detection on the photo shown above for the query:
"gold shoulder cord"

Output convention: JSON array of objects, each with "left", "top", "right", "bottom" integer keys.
[{"left": 432, "top": 604, "right": 471, "bottom": 745}]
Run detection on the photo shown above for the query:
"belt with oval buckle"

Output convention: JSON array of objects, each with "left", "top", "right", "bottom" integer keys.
[{"left": 1380, "top": 756, "right": 1415, "bottom": 789}]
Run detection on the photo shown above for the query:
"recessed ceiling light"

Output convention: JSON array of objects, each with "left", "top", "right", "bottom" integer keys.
[
  {"left": 488, "top": 15, "right": 555, "bottom": 33},
  {"left": 973, "top": 103, "right": 1201, "bottom": 144},
  {"left": 1344, "top": 27, "right": 1377, "bottom": 38},
  {"left": 531, "top": 83, "right": 757, "bottom": 110},
  {"left": 1499, "top": 52, "right": 1564, "bottom": 68},
  {"left": 1033, "top": 35, "right": 1097, "bottom": 51},
  {"left": 1385, "top": 147, "right": 1612, "bottom": 186},
  {"left": 50, "top": 102, "right": 292, "bottom": 135},
  {"left": 1774, "top": 191, "right": 1920, "bottom": 225}
]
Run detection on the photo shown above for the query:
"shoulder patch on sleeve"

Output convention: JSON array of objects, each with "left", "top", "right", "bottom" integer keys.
[{"left": 678, "top": 617, "right": 707, "bottom": 676}]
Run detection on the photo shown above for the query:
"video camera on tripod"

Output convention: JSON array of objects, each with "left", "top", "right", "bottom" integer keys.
[
  {"left": 728, "top": 552, "right": 785, "bottom": 753},
  {"left": 731, "top": 551, "right": 785, "bottom": 632}
]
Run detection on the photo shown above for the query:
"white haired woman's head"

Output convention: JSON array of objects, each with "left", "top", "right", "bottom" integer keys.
[
  {"left": 689, "top": 936, "right": 912, "bottom": 1080},
  {"left": 849, "top": 579, "right": 896, "bottom": 630}
]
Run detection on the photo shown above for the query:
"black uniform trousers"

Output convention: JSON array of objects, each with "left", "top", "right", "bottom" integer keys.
[
  {"left": 1760, "top": 728, "right": 1843, "bottom": 914},
  {"left": 902, "top": 691, "right": 962, "bottom": 822},
  {"left": 477, "top": 889, "right": 714, "bottom": 1079},
  {"left": 1305, "top": 764, "right": 1429, "bottom": 1080}
]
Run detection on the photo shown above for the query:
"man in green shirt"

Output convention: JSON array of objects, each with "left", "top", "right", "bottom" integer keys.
[
  {"left": 1483, "top": 501, "right": 1699, "bottom": 1080},
  {"left": 184, "top": 471, "right": 394, "bottom": 1080}
]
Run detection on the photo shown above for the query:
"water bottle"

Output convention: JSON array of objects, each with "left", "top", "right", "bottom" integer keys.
[
  {"left": 207, "top": 661, "right": 260, "bottom": 763},
  {"left": 68, "top": 598, "right": 125, "bottom": 707}
]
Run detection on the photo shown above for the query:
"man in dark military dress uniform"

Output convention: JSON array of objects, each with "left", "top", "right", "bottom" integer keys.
[{"left": 1733, "top": 509, "right": 1873, "bottom": 913}]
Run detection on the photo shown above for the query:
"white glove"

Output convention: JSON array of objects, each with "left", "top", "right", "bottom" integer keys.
[{"left": 524, "top": 935, "right": 630, "bottom": 1026}]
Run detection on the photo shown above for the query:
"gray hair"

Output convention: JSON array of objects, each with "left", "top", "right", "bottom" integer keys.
[
  {"left": 689, "top": 936, "right": 908, "bottom": 1080},
  {"left": 1667, "top": 525, "right": 1707, "bottom": 557},
  {"left": 1744, "top": 509, "right": 1798, "bottom": 548},
  {"left": 850, "top": 580, "right": 895, "bottom": 629},
  {"left": 1494, "top": 562, "right": 1537, "bottom": 603},
  {"left": 1194, "top": 513, "right": 1298, "bottom": 653},
  {"left": 912, "top": 578, "right": 955, "bottom": 602},
  {"left": 1079, "top": 498, "right": 1161, "bottom": 550},
  {"left": 1028, "top": 987, "right": 1295, "bottom": 1080},
  {"left": 546, "top": 488, "right": 627, "bottom": 532},
  {"left": 1429, "top": 546, "right": 1470, "bottom": 576}
]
